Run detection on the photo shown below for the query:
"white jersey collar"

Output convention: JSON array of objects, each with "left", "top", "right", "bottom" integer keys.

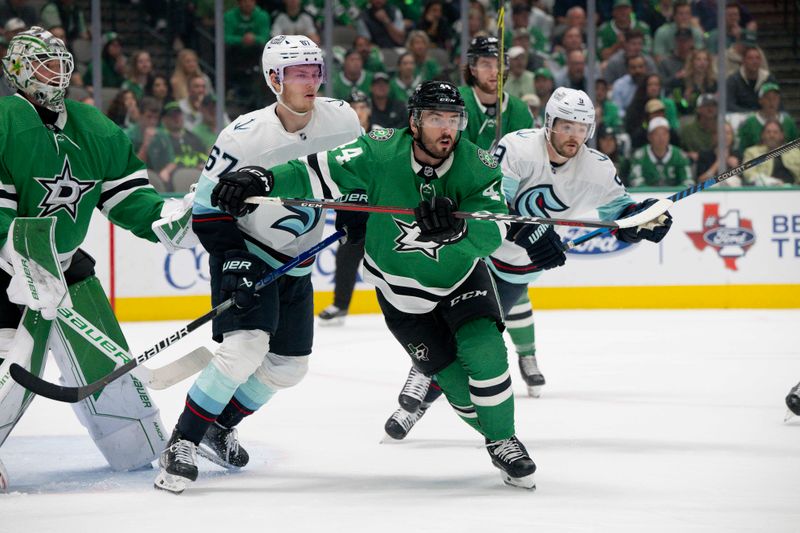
[
  {"left": 647, "top": 144, "right": 673, "bottom": 164},
  {"left": 409, "top": 148, "right": 455, "bottom": 179}
]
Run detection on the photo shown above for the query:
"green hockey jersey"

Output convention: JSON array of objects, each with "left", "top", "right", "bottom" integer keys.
[
  {"left": 268, "top": 127, "right": 507, "bottom": 313},
  {"left": 628, "top": 144, "right": 694, "bottom": 187},
  {"left": 458, "top": 86, "right": 534, "bottom": 150},
  {"left": 0, "top": 95, "right": 164, "bottom": 260}
]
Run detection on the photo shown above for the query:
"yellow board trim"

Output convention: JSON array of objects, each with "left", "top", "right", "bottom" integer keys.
[{"left": 114, "top": 284, "right": 800, "bottom": 321}]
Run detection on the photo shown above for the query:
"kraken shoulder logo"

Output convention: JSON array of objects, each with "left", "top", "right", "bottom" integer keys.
[
  {"left": 514, "top": 184, "right": 568, "bottom": 217},
  {"left": 35, "top": 157, "right": 95, "bottom": 221},
  {"left": 393, "top": 218, "right": 443, "bottom": 260},
  {"left": 271, "top": 206, "right": 322, "bottom": 237},
  {"left": 368, "top": 128, "right": 394, "bottom": 141}
]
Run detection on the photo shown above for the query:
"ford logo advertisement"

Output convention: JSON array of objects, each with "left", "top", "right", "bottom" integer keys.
[
  {"left": 561, "top": 227, "right": 633, "bottom": 255},
  {"left": 702, "top": 227, "right": 756, "bottom": 248}
]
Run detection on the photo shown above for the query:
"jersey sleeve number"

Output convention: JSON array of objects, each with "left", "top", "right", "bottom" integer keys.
[
  {"left": 334, "top": 147, "right": 363, "bottom": 165},
  {"left": 205, "top": 145, "right": 239, "bottom": 176}
]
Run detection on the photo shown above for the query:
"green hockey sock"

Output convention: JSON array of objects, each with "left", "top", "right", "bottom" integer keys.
[
  {"left": 505, "top": 292, "right": 536, "bottom": 358},
  {"left": 435, "top": 362, "right": 483, "bottom": 433}
]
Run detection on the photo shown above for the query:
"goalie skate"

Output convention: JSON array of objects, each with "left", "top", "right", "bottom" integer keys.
[
  {"left": 317, "top": 305, "right": 347, "bottom": 326},
  {"left": 485, "top": 436, "right": 536, "bottom": 490},
  {"left": 198, "top": 422, "right": 249, "bottom": 469},
  {"left": 518, "top": 356, "right": 546, "bottom": 398},
  {"left": 154, "top": 430, "right": 198, "bottom": 494}
]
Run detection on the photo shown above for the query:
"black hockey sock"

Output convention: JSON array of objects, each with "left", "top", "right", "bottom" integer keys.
[
  {"left": 176, "top": 394, "right": 217, "bottom": 445},
  {"left": 215, "top": 396, "right": 254, "bottom": 429}
]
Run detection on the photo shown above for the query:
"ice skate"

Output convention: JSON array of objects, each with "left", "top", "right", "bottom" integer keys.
[
  {"left": 384, "top": 405, "right": 430, "bottom": 440},
  {"left": 485, "top": 436, "right": 536, "bottom": 490},
  {"left": 785, "top": 382, "right": 800, "bottom": 422},
  {"left": 198, "top": 422, "right": 249, "bottom": 469},
  {"left": 154, "top": 430, "right": 198, "bottom": 494},
  {"left": 317, "top": 305, "right": 347, "bottom": 326},
  {"left": 518, "top": 355, "right": 546, "bottom": 398},
  {"left": 398, "top": 367, "right": 432, "bottom": 412}
]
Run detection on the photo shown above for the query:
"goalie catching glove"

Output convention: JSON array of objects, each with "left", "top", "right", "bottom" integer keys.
[
  {"left": 211, "top": 166, "right": 274, "bottom": 217},
  {"left": 615, "top": 198, "right": 673, "bottom": 244},
  {"left": 221, "top": 250, "right": 267, "bottom": 311},
  {"left": 414, "top": 196, "right": 466, "bottom": 244},
  {"left": 509, "top": 223, "right": 566, "bottom": 272}
]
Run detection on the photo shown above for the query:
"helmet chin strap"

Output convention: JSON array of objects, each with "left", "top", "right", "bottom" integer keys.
[{"left": 277, "top": 95, "right": 312, "bottom": 117}]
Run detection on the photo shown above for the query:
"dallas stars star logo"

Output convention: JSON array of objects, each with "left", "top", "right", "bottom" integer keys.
[
  {"left": 393, "top": 219, "right": 443, "bottom": 260},
  {"left": 35, "top": 157, "right": 95, "bottom": 221}
]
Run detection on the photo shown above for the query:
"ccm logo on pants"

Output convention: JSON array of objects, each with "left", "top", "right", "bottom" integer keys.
[{"left": 450, "top": 290, "right": 487, "bottom": 307}]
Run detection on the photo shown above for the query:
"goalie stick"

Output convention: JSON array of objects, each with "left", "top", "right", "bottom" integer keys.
[
  {"left": 562, "top": 136, "right": 800, "bottom": 250},
  {"left": 245, "top": 195, "right": 673, "bottom": 230},
  {"left": 9, "top": 230, "right": 345, "bottom": 403}
]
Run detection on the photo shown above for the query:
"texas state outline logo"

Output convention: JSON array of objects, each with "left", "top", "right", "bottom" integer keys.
[{"left": 685, "top": 203, "right": 756, "bottom": 271}]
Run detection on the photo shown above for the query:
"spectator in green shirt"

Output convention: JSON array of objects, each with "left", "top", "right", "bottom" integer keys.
[
  {"left": 629, "top": 117, "right": 694, "bottom": 187},
  {"left": 353, "top": 35, "right": 386, "bottom": 73},
  {"left": 332, "top": 48, "right": 373, "bottom": 101},
  {"left": 652, "top": 0, "right": 704, "bottom": 63},
  {"left": 597, "top": 0, "right": 652, "bottom": 61},
  {"left": 225, "top": 0, "right": 271, "bottom": 92},
  {"left": 406, "top": 30, "right": 441, "bottom": 82},
  {"left": 147, "top": 101, "right": 208, "bottom": 192},
  {"left": 680, "top": 93, "right": 717, "bottom": 160},
  {"left": 505, "top": 46, "right": 535, "bottom": 100},
  {"left": 389, "top": 52, "right": 421, "bottom": 102},
  {"left": 84, "top": 32, "right": 127, "bottom": 88},
  {"left": 595, "top": 78, "right": 621, "bottom": 132},
  {"left": 737, "top": 83, "right": 799, "bottom": 151},
  {"left": 121, "top": 50, "right": 153, "bottom": 102}
]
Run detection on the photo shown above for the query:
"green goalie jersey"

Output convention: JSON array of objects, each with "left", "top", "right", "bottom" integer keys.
[
  {"left": 0, "top": 95, "right": 164, "bottom": 259},
  {"left": 268, "top": 127, "right": 508, "bottom": 314},
  {"left": 459, "top": 86, "right": 534, "bottom": 150}
]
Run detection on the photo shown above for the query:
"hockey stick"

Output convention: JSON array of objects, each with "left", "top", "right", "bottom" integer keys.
[
  {"left": 562, "top": 137, "right": 800, "bottom": 250},
  {"left": 136, "top": 346, "right": 214, "bottom": 390},
  {"left": 246, "top": 196, "right": 673, "bottom": 230},
  {"left": 9, "top": 230, "right": 345, "bottom": 403},
  {"left": 491, "top": 1, "right": 506, "bottom": 152}
]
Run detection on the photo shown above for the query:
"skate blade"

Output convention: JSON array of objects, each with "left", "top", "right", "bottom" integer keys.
[
  {"left": 501, "top": 471, "right": 536, "bottom": 490},
  {"left": 317, "top": 317, "right": 345, "bottom": 327},
  {"left": 784, "top": 409, "right": 799, "bottom": 423},
  {"left": 380, "top": 432, "right": 406, "bottom": 444},
  {"left": 527, "top": 385, "right": 544, "bottom": 398},
  {"left": 0, "top": 462, "right": 8, "bottom": 493},
  {"left": 154, "top": 470, "right": 188, "bottom": 494},
  {"left": 197, "top": 445, "right": 242, "bottom": 470}
]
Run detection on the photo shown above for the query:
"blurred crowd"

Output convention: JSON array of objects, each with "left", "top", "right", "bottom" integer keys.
[{"left": 1, "top": 0, "right": 798, "bottom": 191}]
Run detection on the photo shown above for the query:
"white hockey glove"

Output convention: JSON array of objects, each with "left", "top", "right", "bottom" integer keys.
[{"left": 152, "top": 188, "right": 200, "bottom": 253}]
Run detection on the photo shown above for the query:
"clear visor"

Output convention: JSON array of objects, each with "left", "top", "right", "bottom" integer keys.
[
  {"left": 414, "top": 109, "right": 468, "bottom": 131},
  {"left": 280, "top": 64, "right": 325, "bottom": 86},
  {"left": 549, "top": 119, "right": 590, "bottom": 141},
  {"left": 31, "top": 53, "right": 73, "bottom": 89}
]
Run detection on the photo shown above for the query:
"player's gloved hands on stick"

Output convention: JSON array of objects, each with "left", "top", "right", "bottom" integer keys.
[
  {"left": 220, "top": 250, "right": 268, "bottom": 311},
  {"left": 334, "top": 190, "right": 370, "bottom": 244},
  {"left": 616, "top": 198, "right": 673, "bottom": 244},
  {"left": 414, "top": 196, "right": 466, "bottom": 244},
  {"left": 211, "top": 166, "right": 274, "bottom": 217},
  {"left": 509, "top": 223, "right": 566, "bottom": 272}
]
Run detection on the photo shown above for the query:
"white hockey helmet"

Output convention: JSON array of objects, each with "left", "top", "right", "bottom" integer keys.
[
  {"left": 544, "top": 87, "right": 596, "bottom": 143},
  {"left": 1, "top": 26, "right": 74, "bottom": 112},
  {"left": 262, "top": 35, "right": 325, "bottom": 97}
]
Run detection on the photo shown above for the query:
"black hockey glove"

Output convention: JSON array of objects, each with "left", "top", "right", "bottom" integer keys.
[
  {"left": 211, "top": 166, "right": 274, "bottom": 218},
  {"left": 220, "top": 250, "right": 268, "bottom": 312},
  {"left": 509, "top": 223, "right": 566, "bottom": 272},
  {"left": 414, "top": 196, "right": 467, "bottom": 244},
  {"left": 334, "top": 190, "right": 370, "bottom": 244},
  {"left": 616, "top": 198, "right": 673, "bottom": 244}
]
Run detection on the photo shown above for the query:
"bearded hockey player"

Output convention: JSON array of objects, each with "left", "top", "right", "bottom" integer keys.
[
  {"left": 207, "top": 80, "right": 538, "bottom": 489},
  {"left": 0, "top": 27, "right": 182, "bottom": 489},
  {"left": 385, "top": 87, "right": 674, "bottom": 440},
  {"left": 155, "top": 35, "right": 362, "bottom": 493}
]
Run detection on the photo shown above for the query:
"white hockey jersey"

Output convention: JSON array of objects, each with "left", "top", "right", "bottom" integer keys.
[
  {"left": 193, "top": 98, "right": 362, "bottom": 275},
  {"left": 489, "top": 128, "right": 634, "bottom": 284}
]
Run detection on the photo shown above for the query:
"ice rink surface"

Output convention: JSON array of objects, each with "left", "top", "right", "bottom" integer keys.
[{"left": 3, "top": 309, "right": 799, "bottom": 533}]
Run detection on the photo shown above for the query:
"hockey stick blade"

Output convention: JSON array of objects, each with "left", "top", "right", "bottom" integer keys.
[
  {"left": 246, "top": 196, "right": 638, "bottom": 229},
  {"left": 134, "top": 346, "right": 214, "bottom": 390},
  {"left": 563, "top": 137, "right": 800, "bottom": 250},
  {"left": 9, "top": 231, "right": 344, "bottom": 403}
]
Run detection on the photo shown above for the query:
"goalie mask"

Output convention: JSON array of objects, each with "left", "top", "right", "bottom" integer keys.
[
  {"left": 544, "top": 87, "right": 596, "bottom": 145},
  {"left": 2, "top": 26, "right": 74, "bottom": 113},
  {"left": 262, "top": 35, "right": 324, "bottom": 116}
]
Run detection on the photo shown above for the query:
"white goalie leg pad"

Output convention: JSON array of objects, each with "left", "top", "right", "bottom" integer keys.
[
  {"left": 213, "top": 329, "right": 271, "bottom": 384},
  {"left": 49, "top": 326, "right": 169, "bottom": 470},
  {"left": 252, "top": 352, "right": 309, "bottom": 391}
]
